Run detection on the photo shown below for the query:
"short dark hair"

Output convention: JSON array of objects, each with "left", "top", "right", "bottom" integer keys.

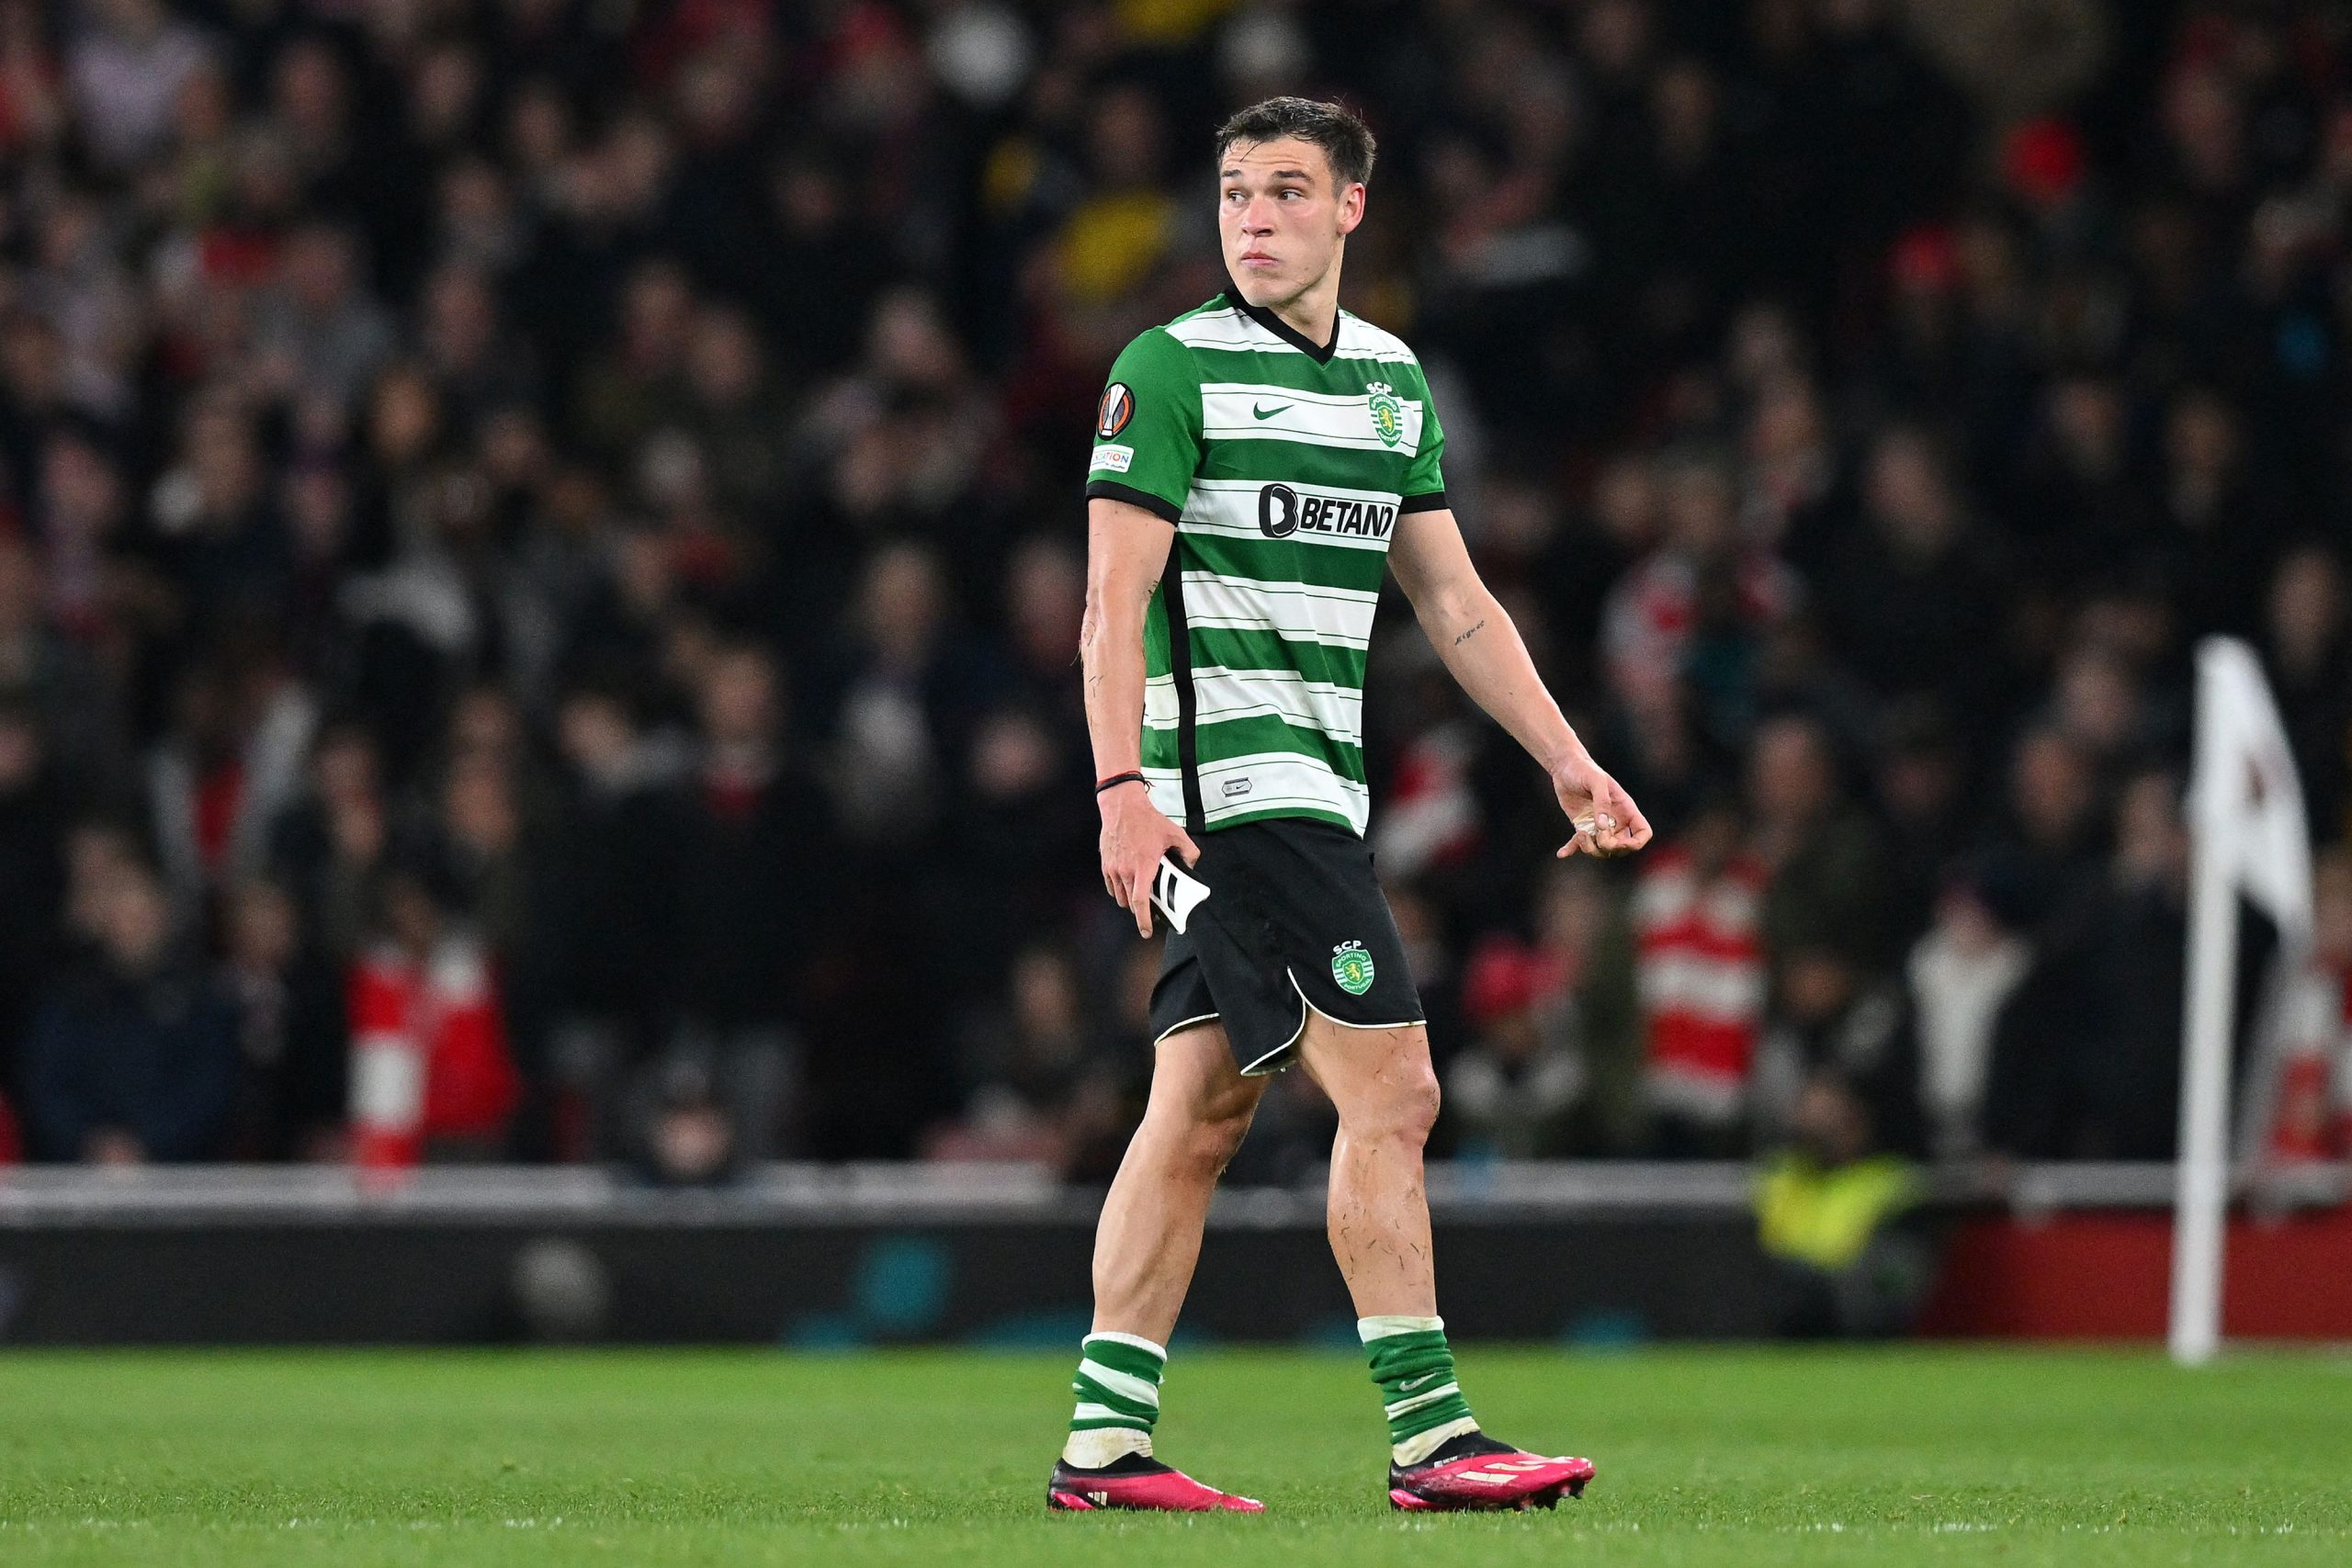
[{"left": 1215, "top": 96, "right": 1375, "bottom": 189}]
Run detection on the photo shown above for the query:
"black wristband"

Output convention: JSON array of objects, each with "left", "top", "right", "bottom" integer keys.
[{"left": 1094, "top": 770, "right": 1147, "bottom": 795}]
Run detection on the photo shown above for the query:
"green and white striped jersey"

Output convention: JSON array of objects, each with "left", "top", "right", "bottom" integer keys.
[{"left": 1085, "top": 291, "right": 1448, "bottom": 836}]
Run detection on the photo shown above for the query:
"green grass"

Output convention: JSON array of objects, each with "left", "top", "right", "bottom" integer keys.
[{"left": 0, "top": 1348, "right": 2346, "bottom": 1565}]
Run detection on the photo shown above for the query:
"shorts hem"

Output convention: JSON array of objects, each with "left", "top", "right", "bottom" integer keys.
[
  {"left": 1285, "top": 972, "right": 1423, "bottom": 1034},
  {"left": 1236, "top": 987, "right": 1312, "bottom": 1077},
  {"left": 1233, "top": 976, "right": 1423, "bottom": 1076},
  {"left": 1236, "top": 1037, "right": 1301, "bottom": 1077},
  {"left": 1151, "top": 1012, "right": 1222, "bottom": 1047}
]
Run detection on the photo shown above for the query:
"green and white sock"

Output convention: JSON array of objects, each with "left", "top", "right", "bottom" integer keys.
[
  {"left": 1362, "top": 1314, "right": 1481, "bottom": 1466},
  {"left": 1062, "top": 1331, "right": 1165, "bottom": 1468}
]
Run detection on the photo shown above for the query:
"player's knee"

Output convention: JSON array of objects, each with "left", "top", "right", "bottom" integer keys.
[{"left": 1350, "top": 1064, "right": 1441, "bottom": 1149}]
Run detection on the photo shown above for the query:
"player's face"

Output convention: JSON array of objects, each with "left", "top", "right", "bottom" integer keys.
[{"left": 1217, "top": 137, "right": 1364, "bottom": 310}]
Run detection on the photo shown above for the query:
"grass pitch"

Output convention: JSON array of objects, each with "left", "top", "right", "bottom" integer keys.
[{"left": 0, "top": 1348, "right": 2345, "bottom": 1565}]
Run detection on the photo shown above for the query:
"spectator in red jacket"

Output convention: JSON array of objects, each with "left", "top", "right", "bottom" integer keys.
[
  {"left": 347, "top": 860, "right": 520, "bottom": 1177},
  {"left": 2259, "top": 852, "right": 2352, "bottom": 1164},
  {"left": 1635, "top": 798, "right": 1769, "bottom": 1156}
]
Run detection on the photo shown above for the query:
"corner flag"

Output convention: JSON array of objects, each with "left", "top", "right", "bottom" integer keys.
[{"left": 2170, "top": 637, "right": 2314, "bottom": 1365}]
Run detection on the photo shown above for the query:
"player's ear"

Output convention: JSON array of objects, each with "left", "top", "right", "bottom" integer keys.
[{"left": 1337, "top": 181, "right": 1366, "bottom": 236}]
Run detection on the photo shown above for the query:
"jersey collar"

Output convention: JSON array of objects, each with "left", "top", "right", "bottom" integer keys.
[{"left": 1222, "top": 287, "right": 1340, "bottom": 365}]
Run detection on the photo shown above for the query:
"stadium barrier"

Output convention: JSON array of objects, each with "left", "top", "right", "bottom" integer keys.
[{"left": 0, "top": 1164, "right": 2345, "bottom": 1346}]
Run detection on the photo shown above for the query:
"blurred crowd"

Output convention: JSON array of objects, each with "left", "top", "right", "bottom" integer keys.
[{"left": 2, "top": 0, "right": 2352, "bottom": 1178}]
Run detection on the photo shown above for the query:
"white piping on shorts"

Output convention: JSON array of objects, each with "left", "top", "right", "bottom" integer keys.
[
  {"left": 1236, "top": 972, "right": 1422, "bottom": 1076},
  {"left": 1288, "top": 969, "right": 1420, "bottom": 1033},
  {"left": 1236, "top": 998, "right": 1309, "bottom": 1077},
  {"left": 1151, "top": 1012, "right": 1223, "bottom": 1047}
]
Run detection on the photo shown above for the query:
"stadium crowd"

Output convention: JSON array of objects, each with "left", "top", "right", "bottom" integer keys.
[{"left": 2, "top": 0, "right": 2351, "bottom": 1176}]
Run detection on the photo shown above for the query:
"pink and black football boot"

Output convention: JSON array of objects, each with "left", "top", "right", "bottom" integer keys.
[
  {"left": 1046, "top": 1452, "right": 1264, "bottom": 1513},
  {"left": 1387, "top": 1430, "right": 1595, "bottom": 1512}
]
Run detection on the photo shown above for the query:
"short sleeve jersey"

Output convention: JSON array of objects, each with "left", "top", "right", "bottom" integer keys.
[{"left": 1085, "top": 292, "right": 1448, "bottom": 837}]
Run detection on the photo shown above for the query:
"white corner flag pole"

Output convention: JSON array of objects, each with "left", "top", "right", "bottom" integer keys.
[
  {"left": 2170, "top": 638, "right": 2314, "bottom": 1366},
  {"left": 2170, "top": 761, "right": 2239, "bottom": 1366}
]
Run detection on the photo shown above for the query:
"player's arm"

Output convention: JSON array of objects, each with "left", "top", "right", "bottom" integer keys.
[
  {"left": 1082, "top": 328, "right": 1207, "bottom": 932},
  {"left": 1388, "top": 505, "right": 1652, "bottom": 859},
  {"left": 1082, "top": 497, "right": 1200, "bottom": 935}
]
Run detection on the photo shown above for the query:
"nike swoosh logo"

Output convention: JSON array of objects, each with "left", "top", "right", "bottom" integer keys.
[
  {"left": 1252, "top": 403, "right": 1292, "bottom": 420},
  {"left": 1398, "top": 1372, "right": 1443, "bottom": 1393}
]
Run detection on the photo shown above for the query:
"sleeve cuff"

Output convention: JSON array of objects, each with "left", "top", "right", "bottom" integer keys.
[
  {"left": 1398, "top": 490, "right": 1450, "bottom": 514},
  {"left": 1085, "top": 480, "right": 1183, "bottom": 524}
]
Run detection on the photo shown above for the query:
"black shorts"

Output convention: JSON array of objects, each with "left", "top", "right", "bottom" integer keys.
[{"left": 1148, "top": 818, "right": 1425, "bottom": 1075}]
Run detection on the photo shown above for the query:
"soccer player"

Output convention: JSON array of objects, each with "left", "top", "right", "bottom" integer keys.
[{"left": 1055, "top": 96, "right": 1654, "bottom": 1515}]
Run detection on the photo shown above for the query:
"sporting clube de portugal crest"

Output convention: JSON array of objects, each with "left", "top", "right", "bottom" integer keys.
[
  {"left": 1364, "top": 382, "right": 1404, "bottom": 447},
  {"left": 1331, "top": 940, "right": 1377, "bottom": 996}
]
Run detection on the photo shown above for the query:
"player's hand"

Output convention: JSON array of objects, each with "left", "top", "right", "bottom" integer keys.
[
  {"left": 1550, "top": 750, "right": 1653, "bottom": 860},
  {"left": 1098, "top": 782, "right": 1200, "bottom": 937}
]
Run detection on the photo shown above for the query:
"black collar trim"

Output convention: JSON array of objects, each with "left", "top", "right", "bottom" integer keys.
[{"left": 1222, "top": 288, "right": 1340, "bottom": 364}]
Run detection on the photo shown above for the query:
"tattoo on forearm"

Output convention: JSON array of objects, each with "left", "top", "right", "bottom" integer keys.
[{"left": 1453, "top": 618, "right": 1487, "bottom": 647}]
